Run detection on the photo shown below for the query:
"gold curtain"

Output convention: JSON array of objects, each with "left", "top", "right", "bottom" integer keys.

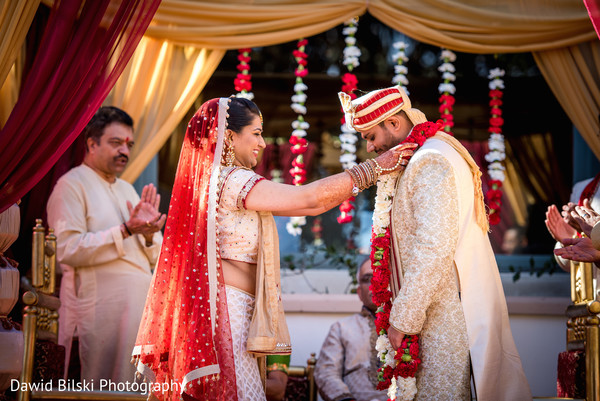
[
  {"left": 0, "top": 0, "right": 39, "bottom": 128},
  {"left": 29, "top": 0, "right": 600, "bottom": 180},
  {"left": 0, "top": 0, "right": 39, "bottom": 85},
  {"left": 533, "top": 41, "right": 600, "bottom": 160},
  {"left": 146, "top": 0, "right": 367, "bottom": 48},
  {"left": 146, "top": 0, "right": 595, "bottom": 51},
  {"left": 104, "top": 36, "right": 225, "bottom": 182},
  {"left": 0, "top": 47, "right": 23, "bottom": 128},
  {"left": 368, "top": 0, "right": 595, "bottom": 53}
]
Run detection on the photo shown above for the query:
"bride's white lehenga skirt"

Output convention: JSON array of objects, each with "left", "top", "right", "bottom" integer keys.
[{"left": 226, "top": 286, "right": 266, "bottom": 401}]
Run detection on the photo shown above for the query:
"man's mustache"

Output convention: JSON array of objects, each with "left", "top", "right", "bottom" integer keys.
[{"left": 115, "top": 154, "right": 129, "bottom": 163}]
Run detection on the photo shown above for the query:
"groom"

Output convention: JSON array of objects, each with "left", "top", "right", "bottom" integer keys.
[{"left": 339, "top": 86, "right": 531, "bottom": 400}]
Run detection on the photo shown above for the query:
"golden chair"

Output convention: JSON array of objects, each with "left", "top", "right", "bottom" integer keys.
[
  {"left": 19, "top": 219, "right": 316, "bottom": 401},
  {"left": 560, "top": 259, "right": 600, "bottom": 401},
  {"left": 286, "top": 353, "right": 317, "bottom": 401},
  {"left": 19, "top": 219, "right": 145, "bottom": 401}
]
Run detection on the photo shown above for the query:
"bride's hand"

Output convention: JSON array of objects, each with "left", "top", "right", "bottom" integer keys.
[{"left": 374, "top": 143, "right": 418, "bottom": 174}]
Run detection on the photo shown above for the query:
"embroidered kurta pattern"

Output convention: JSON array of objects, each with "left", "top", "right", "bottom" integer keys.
[{"left": 389, "top": 149, "right": 470, "bottom": 400}]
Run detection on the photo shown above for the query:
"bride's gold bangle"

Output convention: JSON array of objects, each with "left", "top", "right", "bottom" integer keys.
[{"left": 345, "top": 160, "right": 380, "bottom": 193}]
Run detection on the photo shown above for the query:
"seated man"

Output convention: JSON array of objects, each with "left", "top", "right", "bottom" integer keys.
[{"left": 314, "top": 258, "right": 387, "bottom": 401}]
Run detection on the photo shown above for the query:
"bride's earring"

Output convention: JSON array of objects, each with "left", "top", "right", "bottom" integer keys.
[{"left": 225, "top": 136, "right": 235, "bottom": 167}]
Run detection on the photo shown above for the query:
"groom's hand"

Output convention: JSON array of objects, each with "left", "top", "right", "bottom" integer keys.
[{"left": 388, "top": 326, "right": 405, "bottom": 350}]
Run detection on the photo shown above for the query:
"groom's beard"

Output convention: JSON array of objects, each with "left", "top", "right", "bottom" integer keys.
[{"left": 376, "top": 126, "right": 401, "bottom": 155}]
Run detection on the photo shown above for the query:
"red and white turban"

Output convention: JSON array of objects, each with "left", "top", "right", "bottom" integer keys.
[{"left": 339, "top": 85, "right": 427, "bottom": 131}]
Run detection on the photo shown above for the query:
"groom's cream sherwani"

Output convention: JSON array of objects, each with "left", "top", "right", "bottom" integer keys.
[{"left": 388, "top": 136, "right": 531, "bottom": 401}]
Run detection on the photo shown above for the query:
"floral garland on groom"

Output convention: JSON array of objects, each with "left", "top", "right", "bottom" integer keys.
[{"left": 370, "top": 121, "right": 443, "bottom": 401}]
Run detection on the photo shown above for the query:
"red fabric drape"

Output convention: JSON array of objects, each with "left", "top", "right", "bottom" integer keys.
[
  {"left": 584, "top": 0, "right": 600, "bottom": 40},
  {"left": 134, "top": 99, "right": 237, "bottom": 400},
  {"left": 0, "top": 0, "right": 161, "bottom": 213}
]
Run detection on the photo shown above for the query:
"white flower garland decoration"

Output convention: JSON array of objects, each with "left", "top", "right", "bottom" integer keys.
[
  {"left": 342, "top": 19, "right": 360, "bottom": 70},
  {"left": 340, "top": 17, "right": 360, "bottom": 171},
  {"left": 392, "top": 41, "right": 409, "bottom": 94},
  {"left": 484, "top": 67, "right": 507, "bottom": 225},
  {"left": 287, "top": 39, "right": 310, "bottom": 236},
  {"left": 337, "top": 18, "right": 361, "bottom": 224},
  {"left": 372, "top": 172, "right": 417, "bottom": 400},
  {"left": 437, "top": 49, "right": 456, "bottom": 132},
  {"left": 485, "top": 67, "right": 506, "bottom": 182}
]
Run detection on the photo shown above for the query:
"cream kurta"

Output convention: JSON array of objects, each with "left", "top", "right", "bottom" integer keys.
[
  {"left": 389, "top": 138, "right": 531, "bottom": 401},
  {"left": 47, "top": 164, "right": 161, "bottom": 384},
  {"left": 315, "top": 308, "right": 387, "bottom": 401}
]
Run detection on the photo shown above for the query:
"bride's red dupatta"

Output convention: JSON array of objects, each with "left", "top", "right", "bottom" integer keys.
[{"left": 133, "top": 98, "right": 238, "bottom": 401}]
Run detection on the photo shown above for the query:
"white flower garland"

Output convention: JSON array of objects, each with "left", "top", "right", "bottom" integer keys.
[
  {"left": 339, "top": 17, "right": 360, "bottom": 171},
  {"left": 437, "top": 49, "right": 456, "bottom": 132},
  {"left": 372, "top": 171, "right": 417, "bottom": 400},
  {"left": 287, "top": 39, "right": 310, "bottom": 236},
  {"left": 337, "top": 18, "right": 361, "bottom": 224},
  {"left": 437, "top": 49, "right": 457, "bottom": 94},
  {"left": 485, "top": 68, "right": 506, "bottom": 182},
  {"left": 392, "top": 41, "right": 409, "bottom": 94},
  {"left": 342, "top": 19, "right": 360, "bottom": 70}
]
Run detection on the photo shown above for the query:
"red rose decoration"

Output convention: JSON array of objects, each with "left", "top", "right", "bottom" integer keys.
[
  {"left": 489, "top": 89, "right": 503, "bottom": 98},
  {"left": 489, "top": 210, "right": 501, "bottom": 225},
  {"left": 293, "top": 50, "right": 308, "bottom": 59}
]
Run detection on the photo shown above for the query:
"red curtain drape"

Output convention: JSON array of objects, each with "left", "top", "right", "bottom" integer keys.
[
  {"left": 584, "top": 0, "right": 600, "bottom": 40},
  {"left": 0, "top": 0, "right": 161, "bottom": 213}
]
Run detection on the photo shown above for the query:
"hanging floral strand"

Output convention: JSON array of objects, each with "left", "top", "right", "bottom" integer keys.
[
  {"left": 392, "top": 41, "right": 409, "bottom": 94},
  {"left": 338, "top": 17, "right": 361, "bottom": 224},
  {"left": 311, "top": 216, "right": 323, "bottom": 246},
  {"left": 371, "top": 123, "right": 440, "bottom": 401},
  {"left": 437, "top": 49, "right": 456, "bottom": 133},
  {"left": 485, "top": 67, "right": 506, "bottom": 226},
  {"left": 235, "top": 48, "right": 254, "bottom": 100},
  {"left": 286, "top": 38, "right": 310, "bottom": 236}
]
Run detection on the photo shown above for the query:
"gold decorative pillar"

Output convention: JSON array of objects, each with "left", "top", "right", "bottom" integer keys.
[
  {"left": 18, "top": 220, "right": 60, "bottom": 401},
  {"left": 567, "top": 260, "right": 600, "bottom": 401}
]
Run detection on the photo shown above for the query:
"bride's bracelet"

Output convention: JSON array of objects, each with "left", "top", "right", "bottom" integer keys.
[
  {"left": 345, "top": 159, "right": 380, "bottom": 194},
  {"left": 371, "top": 156, "right": 405, "bottom": 175}
]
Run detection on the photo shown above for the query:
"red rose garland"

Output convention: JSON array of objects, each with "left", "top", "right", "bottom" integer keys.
[
  {"left": 485, "top": 68, "right": 506, "bottom": 226},
  {"left": 287, "top": 38, "right": 310, "bottom": 236},
  {"left": 235, "top": 48, "right": 254, "bottom": 100},
  {"left": 437, "top": 49, "right": 456, "bottom": 133},
  {"left": 338, "top": 18, "right": 361, "bottom": 224},
  {"left": 371, "top": 121, "right": 443, "bottom": 400}
]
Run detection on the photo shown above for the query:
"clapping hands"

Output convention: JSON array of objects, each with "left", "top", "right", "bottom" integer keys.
[
  {"left": 545, "top": 204, "right": 576, "bottom": 242},
  {"left": 568, "top": 199, "right": 600, "bottom": 238},
  {"left": 125, "top": 184, "right": 167, "bottom": 241}
]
